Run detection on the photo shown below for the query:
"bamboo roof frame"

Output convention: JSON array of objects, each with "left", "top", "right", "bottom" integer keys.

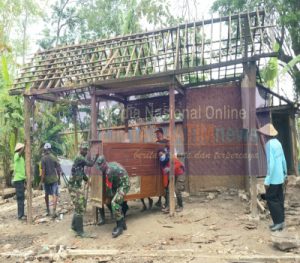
[{"left": 10, "top": 9, "right": 277, "bottom": 100}]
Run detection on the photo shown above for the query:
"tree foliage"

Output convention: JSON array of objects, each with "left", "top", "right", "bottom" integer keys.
[
  {"left": 38, "top": 0, "right": 174, "bottom": 49},
  {"left": 211, "top": 0, "right": 300, "bottom": 93}
]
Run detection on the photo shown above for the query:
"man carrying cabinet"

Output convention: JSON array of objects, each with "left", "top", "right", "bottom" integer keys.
[
  {"left": 69, "top": 141, "right": 98, "bottom": 238},
  {"left": 96, "top": 155, "right": 130, "bottom": 238}
]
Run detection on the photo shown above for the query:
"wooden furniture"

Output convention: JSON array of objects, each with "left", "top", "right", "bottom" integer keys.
[{"left": 89, "top": 142, "right": 165, "bottom": 207}]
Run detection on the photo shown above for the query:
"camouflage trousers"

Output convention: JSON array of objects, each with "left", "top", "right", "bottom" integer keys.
[
  {"left": 69, "top": 186, "right": 86, "bottom": 216},
  {"left": 111, "top": 187, "right": 130, "bottom": 221}
]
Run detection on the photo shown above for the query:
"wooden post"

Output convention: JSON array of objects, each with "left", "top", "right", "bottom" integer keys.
[
  {"left": 169, "top": 84, "right": 176, "bottom": 216},
  {"left": 241, "top": 61, "right": 258, "bottom": 218},
  {"left": 289, "top": 115, "right": 299, "bottom": 176},
  {"left": 73, "top": 105, "right": 78, "bottom": 153},
  {"left": 91, "top": 89, "right": 97, "bottom": 140},
  {"left": 24, "top": 96, "right": 33, "bottom": 223},
  {"left": 90, "top": 88, "right": 98, "bottom": 222},
  {"left": 124, "top": 100, "right": 129, "bottom": 142}
]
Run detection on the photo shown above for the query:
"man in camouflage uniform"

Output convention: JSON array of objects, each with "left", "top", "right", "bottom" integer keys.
[
  {"left": 96, "top": 155, "right": 130, "bottom": 238},
  {"left": 68, "top": 142, "right": 98, "bottom": 237}
]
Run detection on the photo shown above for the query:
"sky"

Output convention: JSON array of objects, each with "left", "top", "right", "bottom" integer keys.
[{"left": 28, "top": 0, "right": 214, "bottom": 55}]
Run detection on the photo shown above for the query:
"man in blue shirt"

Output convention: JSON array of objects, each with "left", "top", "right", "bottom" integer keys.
[{"left": 258, "top": 123, "right": 287, "bottom": 231}]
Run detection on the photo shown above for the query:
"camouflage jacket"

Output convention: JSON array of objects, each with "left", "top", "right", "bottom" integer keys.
[
  {"left": 104, "top": 162, "right": 130, "bottom": 197},
  {"left": 69, "top": 155, "right": 94, "bottom": 188}
]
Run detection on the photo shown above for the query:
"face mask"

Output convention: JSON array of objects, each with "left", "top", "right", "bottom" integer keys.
[{"left": 160, "top": 154, "right": 166, "bottom": 162}]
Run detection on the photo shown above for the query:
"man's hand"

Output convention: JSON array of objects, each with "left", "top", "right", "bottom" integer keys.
[
  {"left": 164, "top": 167, "right": 170, "bottom": 174},
  {"left": 264, "top": 184, "right": 269, "bottom": 192},
  {"left": 284, "top": 177, "right": 288, "bottom": 186}
]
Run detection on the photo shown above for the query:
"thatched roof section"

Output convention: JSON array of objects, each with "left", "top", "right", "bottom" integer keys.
[{"left": 11, "top": 9, "right": 276, "bottom": 98}]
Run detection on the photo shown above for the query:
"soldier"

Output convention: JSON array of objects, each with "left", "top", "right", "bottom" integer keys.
[
  {"left": 68, "top": 141, "right": 98, "bottom": 237},
  {"left": 96, "top": 156, "right": 130, "bottom": 238}
]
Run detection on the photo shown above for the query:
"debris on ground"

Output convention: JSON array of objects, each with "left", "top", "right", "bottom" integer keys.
[{"left": 272, "top": 232, "right": 300, "bottom": 251}]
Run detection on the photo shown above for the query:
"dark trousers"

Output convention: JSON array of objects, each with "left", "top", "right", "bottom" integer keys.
[
  {"left": 14, "top": 180, "right": 25, "bottom": 218},
  {"left": 266, "top": 184, "right": 284, "bottom": 224}
]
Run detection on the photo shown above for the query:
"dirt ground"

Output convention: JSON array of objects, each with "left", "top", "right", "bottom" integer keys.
[{"left": 0, "top": 179, "right": 300, "bottom": 263}]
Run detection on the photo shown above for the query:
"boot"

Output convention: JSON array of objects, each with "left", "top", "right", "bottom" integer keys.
[
  {"left": 271, "top": 222, "right": 285, "bottom": 231},
  {"left": 74, "top": 215, "right": 96, "bottom": 238},
  {"left": 97, "top": 208, "right": 105, "bottom": 225},
  {"left": 123, "top": 219, "right": 127, "bottom": 231},
  {"left": 71, "top": 214, "right": 76, "bottom": 231},
  {"left": 112, "top": 219, "right": 124, "bottom": 238},
  {"left": 176, "top": 196, "right": 183, "bottom": 212}
]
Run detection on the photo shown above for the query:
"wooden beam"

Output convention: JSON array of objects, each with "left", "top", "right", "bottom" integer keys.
[
  {"left": 241, "top": 61, "right": 258, "bottom": 218},
  {"left": 24, "top": 96, "right": 33, "bottom": 223},
  {"left": 169, "top": 85, "right": 175, "bottom": 216}
]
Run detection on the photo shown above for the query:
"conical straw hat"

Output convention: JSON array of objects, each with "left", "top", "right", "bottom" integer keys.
[
  {"left": 14, "top": 143, "right": 25, "bottom": 152},
  {"left": 257, "top": 123, "right": 278, "bottom": 137}
]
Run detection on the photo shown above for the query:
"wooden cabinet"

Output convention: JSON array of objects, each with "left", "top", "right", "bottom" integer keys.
[{"left": 89, "top": 142, "right": 165, "bottom": 207}]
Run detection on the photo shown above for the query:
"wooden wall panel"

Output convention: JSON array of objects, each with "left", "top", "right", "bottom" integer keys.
[{"left": 185, "top": 83, "right": 248, "bottom": 192}]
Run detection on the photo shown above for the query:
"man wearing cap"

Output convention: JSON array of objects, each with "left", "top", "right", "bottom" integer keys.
[
  {"left": 40, "top": 142, "right": 61, "bottom": 218},
  {"left": 96, "top": 155, "right": 130, "bottom": 238},
  {"left": 69, "top": 141, "right": 98, "bottom": 237},
  {"left": 258, "top": 123, "right": 287, "bottom": 231},
  {"left": 13, "top": 143, "right": 26, "bottom": 220}
]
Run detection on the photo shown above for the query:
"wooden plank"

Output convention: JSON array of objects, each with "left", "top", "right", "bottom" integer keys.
[{"left": 169, "top": 85, "right": 175, "bottom": 216}]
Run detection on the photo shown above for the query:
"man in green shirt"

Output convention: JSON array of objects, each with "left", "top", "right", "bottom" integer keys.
[
  {"left": 13, "top": 143, "right": 26, "bottom": 220},
  {"left": 41, "top": 143, "right": 61, "bottom": 218}
]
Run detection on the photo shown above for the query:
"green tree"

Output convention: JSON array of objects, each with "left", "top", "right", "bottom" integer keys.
[
  {"left": 0, "top": 0, "right": 42, "bottom": 186},
  {"left": 38, "top": 0, "right": 174, "bottom": 48},
  {"left": 211, "top": 0, "right": 300, "bottom": 93}
]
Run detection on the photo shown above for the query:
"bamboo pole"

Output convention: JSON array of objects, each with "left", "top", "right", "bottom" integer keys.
[
  {"left": 24, "top": 96, "right": 33, "bottom": 223},
  {"left": 169, "top": 84, "right": 175, "bottom": 216}
]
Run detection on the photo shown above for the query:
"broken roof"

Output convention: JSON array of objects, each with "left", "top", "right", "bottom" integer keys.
[{"left": 11, "top": 9, "right": 277, "bottom": 100}]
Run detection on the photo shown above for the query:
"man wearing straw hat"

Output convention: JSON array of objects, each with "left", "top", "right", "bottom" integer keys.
[
  {"left": 13, "top": 143, "right": 26, "bottom": 220},
  {"left": 257, "top": 123, "right": 287, "bottom": 231}
]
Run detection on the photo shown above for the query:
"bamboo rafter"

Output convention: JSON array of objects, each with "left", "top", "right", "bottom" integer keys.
[{"left": 11, "top": 10, "right": 276, "bottom": 96}]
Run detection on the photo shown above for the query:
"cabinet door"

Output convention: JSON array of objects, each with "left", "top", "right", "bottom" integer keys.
[{"left": 103, "top": 142, "right": 164, "bottom": 200}]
